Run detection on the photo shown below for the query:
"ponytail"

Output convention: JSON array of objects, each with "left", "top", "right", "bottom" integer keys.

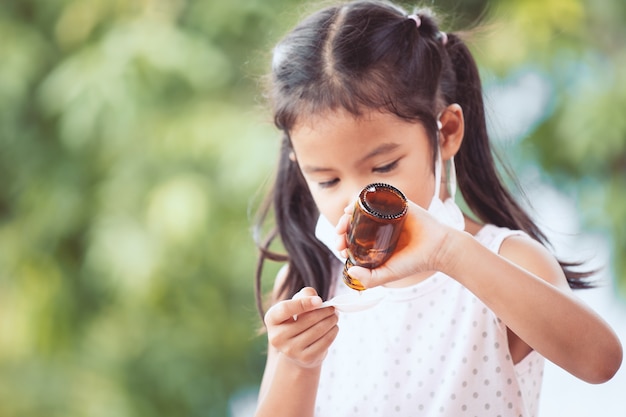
[{"left": 443, "top": 33, "right": 594, "bottom": 288}]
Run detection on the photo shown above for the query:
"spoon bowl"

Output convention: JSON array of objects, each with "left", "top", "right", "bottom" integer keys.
[{"left": 319, "top": 291, "right": 384, "bottom": 313}]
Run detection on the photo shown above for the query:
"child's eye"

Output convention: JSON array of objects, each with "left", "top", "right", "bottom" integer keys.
[
  {"left": 373, "top": 159, "right": 399, "bottom": 173},
  {"left": 318, "top": 178, "right": 339, "bottom": 189}
]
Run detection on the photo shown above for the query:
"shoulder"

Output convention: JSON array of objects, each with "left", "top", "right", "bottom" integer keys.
[{"left": 498, "top": 232, "right": 571, "bottom": 291}]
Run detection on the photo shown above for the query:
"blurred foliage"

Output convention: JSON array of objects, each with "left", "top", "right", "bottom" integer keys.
[
  {"left": 474, "top": 0, "right": 626, "bottom": 294},
  {"left": 0, "top": 0, "right": 624, "bottom": 416}
]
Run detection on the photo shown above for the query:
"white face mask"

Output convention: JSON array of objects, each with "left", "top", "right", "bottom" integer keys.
[
  {"left": 315, "top": 141, "right": 464, "bottom": 263},
  {"left": 427, "top": 146, "right": 465, "bottom": 231}
]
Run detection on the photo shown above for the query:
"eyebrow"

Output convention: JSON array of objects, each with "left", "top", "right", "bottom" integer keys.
[
  {"left": 301, "top": 165, "right": 335, "bottom": 174},
  {"left": 301, "top": 142, "right": 401, "bottom": 174},
  {"left": 358, "top": 142, "right": 401, "bottom": 164}
]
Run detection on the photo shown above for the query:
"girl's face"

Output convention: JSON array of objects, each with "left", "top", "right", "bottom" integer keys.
[{"left": 290, "top": 109, "right": 436, "bottom": 226}]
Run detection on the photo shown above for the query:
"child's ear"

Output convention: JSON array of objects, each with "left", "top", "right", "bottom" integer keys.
[{"left": 438, "top": 104, "right": 464, "bottom": 161}]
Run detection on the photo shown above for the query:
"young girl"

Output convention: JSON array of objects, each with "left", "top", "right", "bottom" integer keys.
[{"left": 253, "top": 1, "right": 622, "bottom": 416}]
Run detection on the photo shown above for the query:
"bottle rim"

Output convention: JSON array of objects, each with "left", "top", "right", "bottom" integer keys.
[{"left": 358, "top": 183, "right": 408, "bottom": 220}]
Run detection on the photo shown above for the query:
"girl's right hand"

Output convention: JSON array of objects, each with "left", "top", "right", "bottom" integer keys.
[
  {"left": 335, "top": 199, "right": 455, "bottom": 287},
  {"left": 264, "top": 287, "right": 339, "bottom": 369}
]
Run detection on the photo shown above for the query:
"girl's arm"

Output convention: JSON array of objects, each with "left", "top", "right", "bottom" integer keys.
[
  {"left": 443, "top": 231, "right": 622, "bottom": 383},
  {"left": 343, "top": 201, "right": 622, "bottom": 383},
  {"left": 255, "top": 279, "right": 338, "bottom": 417}
]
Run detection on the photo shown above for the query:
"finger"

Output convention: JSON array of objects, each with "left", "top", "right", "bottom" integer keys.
[
  {"left": 292, "top": 310, "right": 339, "bottom": 349},
  {"left": 335, "top": 235, "right": 348, "bottom": 253},
  {"left": 300, "top": 319, "right": 340, "bottom": 365},
  {"left": 334, "top": 215, "right": 349, "bottom": 252},
  {"left": 265, "top": 294, "right": 323, "bottom": 326},
  {"left": 306, "top": 318, "right": 340, "bottom": 353},
  {"left": 346, "top": 265, "right": 371, "bottom": 288},
  {"left": 268, "top": 308, "right": 337, "bottom": 357},
  {"left": 291, "top": 287, "right": 320, "bottom": 320},
  {"left": 345, "top": 264, "right": 392, "bottom": 289},
  {"left": 293, "top": 286, "right": 318, "bottom": 300},
  {"left": 283, "top": 312, "right": 339, "bottom": 366},
  {"left": 335, "top": 211, "right": 350, "bottom": 234}
]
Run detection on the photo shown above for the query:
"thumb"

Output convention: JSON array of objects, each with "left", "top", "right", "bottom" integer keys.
[
  {"left": 292, "top": 286, "right": 319, "bottom": 300},
  {"left": 265, "top": 287, "right": 323, "bottom": 325},
  {"left": 346, "top": 265, "right": 389, "bottom": 289}
]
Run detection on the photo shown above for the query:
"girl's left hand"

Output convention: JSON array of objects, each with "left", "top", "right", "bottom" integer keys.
[{"left": 336, "top": 199, "right": 456, "bottom": 288}]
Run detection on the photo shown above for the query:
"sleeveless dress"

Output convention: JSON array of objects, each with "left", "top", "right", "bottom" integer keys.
[{"left": 314, "top": 224, "right": 544, "bottom": 417}]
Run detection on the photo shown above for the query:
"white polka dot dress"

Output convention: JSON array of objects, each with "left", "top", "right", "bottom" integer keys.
[{"left": 315, "top": 225, "right": 544, "bottom": 417}]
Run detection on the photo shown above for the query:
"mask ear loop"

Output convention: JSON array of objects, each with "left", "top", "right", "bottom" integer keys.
[
  {"left": 447, "top": 156, "right": 457, "bottom": 201},
  {"left": 433, "top": 147, "right": 442, "bottom": 200},
  {"left": 433, "top": 117, "right": 443, "bottom": 201},
  {"left": 436, "top": 114, "right": 458, "bottom": 201}
]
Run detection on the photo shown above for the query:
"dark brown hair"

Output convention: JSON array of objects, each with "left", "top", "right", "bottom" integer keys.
[{"left": 254, "top": 0, "right": 591, "bottom": 319}]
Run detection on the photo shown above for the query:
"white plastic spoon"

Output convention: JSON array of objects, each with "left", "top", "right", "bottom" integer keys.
[{"left": 319, "top": 291, "right": 384, "bottom": 313}]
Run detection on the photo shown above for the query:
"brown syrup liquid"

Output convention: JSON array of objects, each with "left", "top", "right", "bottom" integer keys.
[{"left": 343, "top": 183, "right": 408, "bottom": 291}]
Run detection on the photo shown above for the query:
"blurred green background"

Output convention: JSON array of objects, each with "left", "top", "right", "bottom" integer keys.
[{"left": 0, "top": 0, "right": 624, "bottom": 416}]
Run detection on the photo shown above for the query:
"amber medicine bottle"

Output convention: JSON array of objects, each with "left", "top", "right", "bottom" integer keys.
[{"left": 343, "top": 183, "right": 408, "bottom": 291}]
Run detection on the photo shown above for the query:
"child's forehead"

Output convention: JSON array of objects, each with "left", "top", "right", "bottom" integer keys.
[
  {"left": 291, "top": 107, "right": 420, "bottom": 132},
  {"left": 290, "top": 109, "right": 432, "bottom": 160}
]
